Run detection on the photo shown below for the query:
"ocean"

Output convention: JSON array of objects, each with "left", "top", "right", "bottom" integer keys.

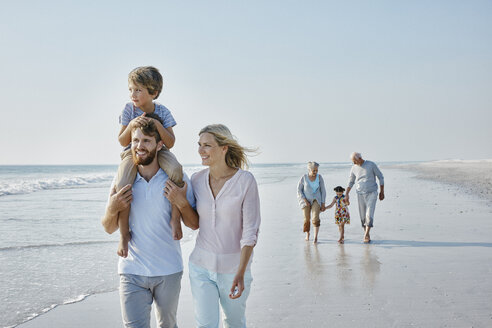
[{"left": 0, "top": 163, "right": 352, "bottom": 327}]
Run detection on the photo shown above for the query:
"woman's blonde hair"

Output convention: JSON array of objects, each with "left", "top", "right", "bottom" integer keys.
[{"left": 199, "top": 124, "right": 256, "bottom": 169}]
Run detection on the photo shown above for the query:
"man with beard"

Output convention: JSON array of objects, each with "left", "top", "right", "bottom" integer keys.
[{"left": 102, "top": 113, "right": 198, "bottom": 328}]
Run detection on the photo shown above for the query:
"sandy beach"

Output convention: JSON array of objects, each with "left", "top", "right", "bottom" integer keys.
[{"left": 16, "top": 161, "right": 492, "bottom": 328}]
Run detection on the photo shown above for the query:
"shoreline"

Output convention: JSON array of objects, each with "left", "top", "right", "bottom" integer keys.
[{"left": 386, "top": 159, "right": 492, "bottom": 203}]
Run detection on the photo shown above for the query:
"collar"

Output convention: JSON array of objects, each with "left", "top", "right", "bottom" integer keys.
[{"left": 135, "top": 168, "right": 164, "bottom": 183}]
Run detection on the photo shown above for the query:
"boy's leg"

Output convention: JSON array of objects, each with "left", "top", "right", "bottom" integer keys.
[
  {"left": 157, "top": 149, "right": 183, "bottom": 240},
  {"left": 116, "top": 149, "right": 138, "bottom": 191},
  {"left": 157, "top": 149, "right": 184, "bottom": 187},
  {"left": 120, "top": 274, "right": 152, "bottom": 328},
  {"left": 116, "top": 149, "right": 137, "bottom": 258},
  {"left": 117, "top": 207, "right": 132, "bottom": 257},
  {"left": 152, "top": 272, "right": 183, "bottom": 328}
]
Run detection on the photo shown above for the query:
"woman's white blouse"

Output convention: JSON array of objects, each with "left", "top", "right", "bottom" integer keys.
[{"left": 189, "top": 168, "right": 261, "bottom": 274}]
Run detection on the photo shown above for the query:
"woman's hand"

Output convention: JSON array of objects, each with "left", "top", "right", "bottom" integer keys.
[
  {"left": 164, "top": 180, "right": 188, "bottom": 209},
  {"left": 229, "top": 273, "right": 245, "bottom": 299}
]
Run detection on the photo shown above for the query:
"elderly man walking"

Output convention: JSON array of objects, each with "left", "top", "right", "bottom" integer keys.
[{"left": 345, "top": 152, "right": 384, "bottom": 243}]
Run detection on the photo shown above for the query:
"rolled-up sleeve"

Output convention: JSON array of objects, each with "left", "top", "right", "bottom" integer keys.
[{"left": 240, "top": 174, "right": 261, "bottom": 249}]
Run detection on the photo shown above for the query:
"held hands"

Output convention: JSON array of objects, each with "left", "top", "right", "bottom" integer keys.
[
  {"left": 164, "top": 180, "right": 188, "bottom": 208},
  {"left": 229, "top": 274, "right": 245, "bottom": 299},
  {"left": 109, "top": 184, "right": 132, "bottom": 213}
]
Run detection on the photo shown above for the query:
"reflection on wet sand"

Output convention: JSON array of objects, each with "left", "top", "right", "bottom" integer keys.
[
  {"left": 303, "top": 242, "right": 321, "bottom": 276},
  {"left": 360, "top": 245, "right": 381, "bottom": 288},
  {"left": 336, "top": 245, "right": 352, "bottom": 287}
]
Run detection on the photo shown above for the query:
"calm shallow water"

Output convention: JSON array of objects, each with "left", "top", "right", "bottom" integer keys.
[{"left": 0, "top": 163, "right": 352, "bottom": 327}]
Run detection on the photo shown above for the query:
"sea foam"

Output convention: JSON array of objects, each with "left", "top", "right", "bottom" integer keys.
[{"left": 0, "top": 173, "right": 113, "bottom": 196}]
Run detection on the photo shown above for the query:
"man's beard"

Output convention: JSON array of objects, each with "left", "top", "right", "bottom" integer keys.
[{"left": 132, "top": 147, "right": 157, "bottom": 166}]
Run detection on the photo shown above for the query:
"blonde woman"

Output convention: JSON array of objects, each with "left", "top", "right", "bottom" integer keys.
[
  {"left": 297, "top": 161, "right": 327, "bottom": 243},
  {"left": 165, "top": 124, "right": 261, "bottom": 328}
]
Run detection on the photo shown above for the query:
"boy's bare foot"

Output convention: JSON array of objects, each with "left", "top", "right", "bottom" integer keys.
[
  {"left": 363, "top": 233, "right": 371, "bottom": 243},
  {"left": 117, "top": 233, "right": 131, "bottom": 258},
  {"left": 338, "top": 237, "right": 343, "bottom": 244},
  {"left": 313, "top": 237, "right": 318, "bottom": 244},
  {"left": 305, "top": 232, "right": 310, "bottom": 241}
]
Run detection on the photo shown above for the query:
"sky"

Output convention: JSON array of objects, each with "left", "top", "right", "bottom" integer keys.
[{"left": 1, "top": 0, "right": 491, "bottom": 165}]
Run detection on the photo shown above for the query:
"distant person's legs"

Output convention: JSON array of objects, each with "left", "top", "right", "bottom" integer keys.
[
  {"left": 303, "top": 203, "right": 312, "bottom": 240},
  {"left": 357, "top": 191, "right": 378, "bottom": 243},
  {"left": 311, "top": 200, "right": 321, "bottom": 244}
]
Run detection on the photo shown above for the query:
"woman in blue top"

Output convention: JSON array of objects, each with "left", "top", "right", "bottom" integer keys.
[{"left": 297, "top": 161, "right": 327, "bottom": 243}]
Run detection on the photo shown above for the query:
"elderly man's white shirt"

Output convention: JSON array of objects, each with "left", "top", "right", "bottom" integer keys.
[{"left": 117, "top": 169, "right": 195, "bottom": 276}]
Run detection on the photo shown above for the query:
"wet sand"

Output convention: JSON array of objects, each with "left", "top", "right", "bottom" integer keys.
[{"left": 18, "top": 162, "right": 492, "bottom": 327}]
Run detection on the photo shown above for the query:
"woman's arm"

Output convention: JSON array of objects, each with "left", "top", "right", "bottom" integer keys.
[
  {"left": 297, "top": 175, "right": 308, "bottom": 204},
  {"left": 164, "top": 180, "right": 199, "bottom": 230},
  {"left": 232, "top": 174, "right": 261, "bottom": 299},
  {"left": 230, "top": 245, "right": 254, "bottom": 299}
]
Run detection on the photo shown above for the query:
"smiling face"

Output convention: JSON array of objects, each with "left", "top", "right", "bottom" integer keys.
[
  {"left": 198, "top": 132, "right": 227, "bottom": 167},
  {"left": 128, "top": 81, "right": 156, "bottom": 111},
  {"left": 131, "top": 128, "right": 162, "bottom": 166}
]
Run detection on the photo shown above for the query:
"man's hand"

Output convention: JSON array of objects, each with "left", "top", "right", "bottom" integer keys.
[
  {"left": 379, "top": 191, "right": 385, "bottom": 201},
  {"left": 109, "top": 184, "right": 133, "bottom": 213},
  {"left": 102, "top": 184, "right": 133, "bottom": 234}
]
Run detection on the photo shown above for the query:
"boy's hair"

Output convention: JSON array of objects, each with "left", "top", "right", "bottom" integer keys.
[
  {"left": 334, "top": 186, "right": 345, "bottom": 193},
  {"left": 131, "top": 113, "right": 163, "bottom": 143},
  {"left": 128, "top": 66, "right": 163, "bottom": 99}
]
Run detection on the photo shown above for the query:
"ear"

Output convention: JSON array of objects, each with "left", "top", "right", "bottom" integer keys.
[
  {"left": 222, "top": 145, "right": 228, "bottom": 154},
  {"left": 156, "top": 140, "right": 164, "bottom": 152}
]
